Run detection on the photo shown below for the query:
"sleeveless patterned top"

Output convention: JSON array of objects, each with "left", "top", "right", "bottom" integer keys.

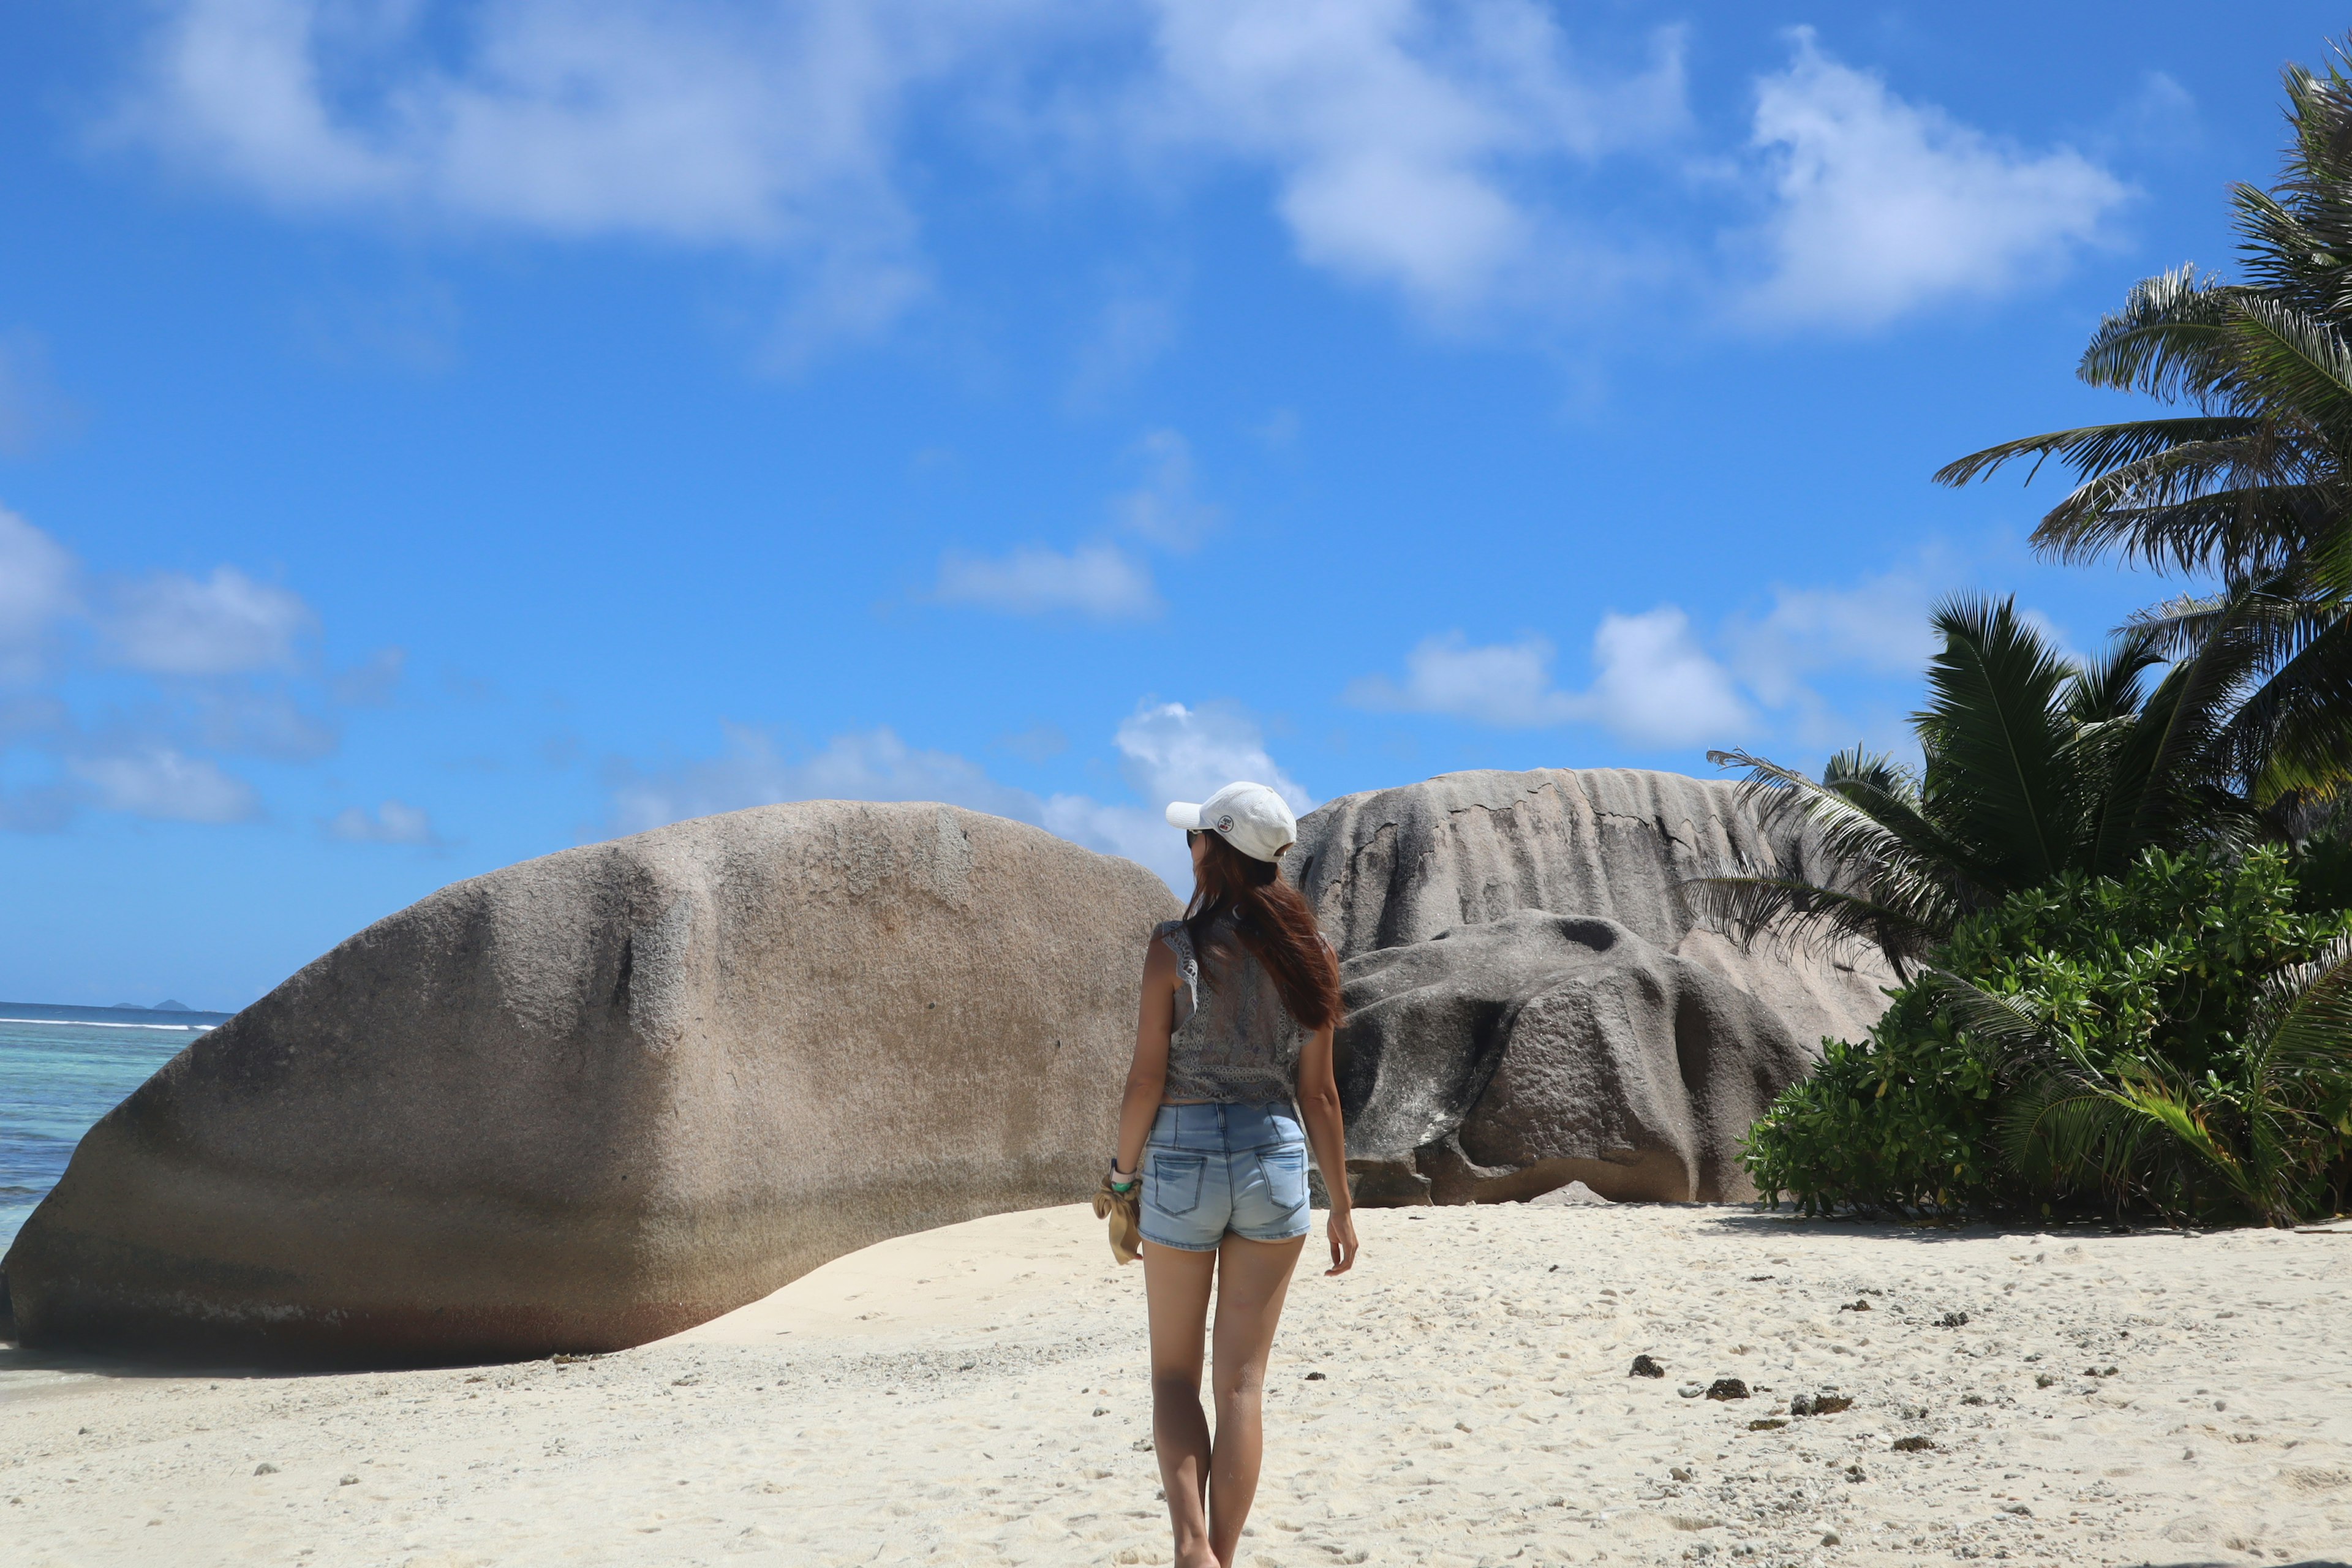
[{"left": 1156, "top": 913, "right": 1316, "bottom": 1104}]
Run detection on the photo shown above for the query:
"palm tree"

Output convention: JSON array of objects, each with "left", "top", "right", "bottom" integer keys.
[
  {"left": 1691, "top": 594, "right": 2255, "bottom": 978},
  {"left": 1933, "top": 49, "right": 2352, "bottom": 802}
]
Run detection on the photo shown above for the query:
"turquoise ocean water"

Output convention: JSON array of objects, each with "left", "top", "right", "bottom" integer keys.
[{"left": 0, "top": 1002, "right": 233, "bottom": 1251}]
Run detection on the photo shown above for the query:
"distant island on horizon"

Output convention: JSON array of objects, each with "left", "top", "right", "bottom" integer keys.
[{"left": 1, "top": 999, "right": 236, "bottom": 1025}]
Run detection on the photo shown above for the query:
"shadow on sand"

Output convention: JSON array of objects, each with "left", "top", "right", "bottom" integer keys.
[
  {"left": 1675, "top": 1203, "right": 2271, "bottom": 1248},
  {"left": 0, "top": 1339, "right": 528, "bottom": 1386}
]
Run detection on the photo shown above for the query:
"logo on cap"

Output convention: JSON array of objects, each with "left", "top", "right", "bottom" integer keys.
[{"left": 1216, "top": 815, "right": 1234, "bottom": 831}]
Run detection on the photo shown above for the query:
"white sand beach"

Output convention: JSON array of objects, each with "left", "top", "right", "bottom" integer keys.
[{"left": 5, "top": 1199, "right": 2350, "bottom": 1568}]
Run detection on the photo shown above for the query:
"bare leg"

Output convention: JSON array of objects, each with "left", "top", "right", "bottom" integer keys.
[
  {"left": 1205, "top": 1232, "right": 1306, "bottom": 1566},
  {"left": 1143, "top": 1242, "right": 1219, "bottom": 1568}
]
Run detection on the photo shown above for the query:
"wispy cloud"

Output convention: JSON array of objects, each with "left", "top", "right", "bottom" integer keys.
[
  {"left": 1344, "top": 632, "right": 1580, "bottom": 728},
  {"left": 606, "top": 698, "right": 1309, "bottom": 892},
  {"left": 101, "top": 566, "right": 315, "bottom": 676},
  {"left": 930, "top": 424, "right": 1231, "bottom": 620},
  {"left": 0, "top": 331, "right": 87, "bottom": 458},
  {"left": 0, "top": 505, "right": 81, "bottom": 682},
  {"left": 324, "top": 799, "right": 445, "bottom": 845},
  {"left": 1115, "top": 428, "right": 1221, "bottom": 551},
  {"left": 605, "top": 724, "right": 1040, "bottom": 839},
  {"left": 1738, "top": 31, "right": 2129, "bottom": 327},
  {"left": 1139, "top": 1, "right": 1687, "bottom": 319},
  {"left": 1345, "top": 611, "right": 1749, "bottom": 747},
  {"left": 0, "top": 502, "right": 398, "bottom": 831},
  {"left": 932, "top": 541, "right": 1163, "bottom": 620},
  {"left": 115, "top": 0, "right": 1042, "bottom": 354},
  {"left": 69, "top": 745, "right": 261, "bottom": 823},
  {"left": 113, "top": 7, "right": 2129, "bottom": 347},
  {"left": 1348, "top": 564, "right": 1965, "bottom": 753}
]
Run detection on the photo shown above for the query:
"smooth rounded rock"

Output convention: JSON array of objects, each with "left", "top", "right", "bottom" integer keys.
[
  {"left": 3, "top": 802, "right": 1176, "bottom": 1364},
  {"left": 1288, "top": 768, "right": 1893, "bottom": 1205}
]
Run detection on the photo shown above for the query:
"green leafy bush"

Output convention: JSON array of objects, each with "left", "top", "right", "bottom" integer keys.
[{"left": 1743, "top": 848, "right": 2352, "bottom": 1221}]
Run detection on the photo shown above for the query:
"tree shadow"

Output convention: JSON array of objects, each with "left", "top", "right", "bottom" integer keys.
[
  {"left": 0, "top": 1340, "right": 514, "bottom": 1384},
  {"left": 1681, "top": 1204, "right": 2265, "bottom": 1247}
]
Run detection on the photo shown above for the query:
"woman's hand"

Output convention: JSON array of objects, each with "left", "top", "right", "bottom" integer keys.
[{"left": 1322, "top": 1207, "right": 1358, "bottom": 1276}]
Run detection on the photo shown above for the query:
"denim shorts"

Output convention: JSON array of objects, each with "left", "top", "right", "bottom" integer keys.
[{"left": 1140, "top": 1100, "right": 1312, "bottom": 1252}]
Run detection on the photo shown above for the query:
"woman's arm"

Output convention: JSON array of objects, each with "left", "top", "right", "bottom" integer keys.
[
  {"left": 1294, "top": 1023, "right": 1358, "bottom": 1276},
  {"left": 1113, "top": 935, "right": 1178, "bottom": 1178}
]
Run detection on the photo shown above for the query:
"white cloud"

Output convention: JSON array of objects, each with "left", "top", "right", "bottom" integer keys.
[
  {"left": 606, "top": 723, "right": 1039, "bottom": 838},
  {"left": 102, "top": 566, "right": 315, "bottom": 676},
  {"left": 122, "top": 3, "right": 1689, "bottom": 332},
  {"left": 1348, "top": 609, "right": 1749, "bottom": 749},
  {"left": 1110, "top": 699, "right": 1311, "bottom": 812},
  {"left": 1046, "top": 698, "right": 1311, "bottom": 889},
  {"left": 1349, "top": 612, "right": 1750, "bottom": 748},
  {"left": 1743, "top": 32, "right": 2129, "bottom": 326},
  {"left": 932, "top": 541, "right": 1161, "bottom": 620},
  {"left": 69, "top": 745, "right": 261, "bottom": 823},
  {"left": 1581, "top": 606, "right": 1749, "bottom": 748},
  {"left": 1115, "top": 428, "right": 1220, "bottom": 551},
  {"left": 325, "top": 799, "right": 442, "bottom": 845},
  {"left": 1344, "top": 631, "right": 1578, "bottom": 727},
  {"left": 0, "top": 507, "right": 81, "bottom": 681},
  {"left": 1140, "top": 1, "right": 1686, "bottom": 317},
  {"left": 120, "top": 0, "right": 1047, "bottom": 347}
]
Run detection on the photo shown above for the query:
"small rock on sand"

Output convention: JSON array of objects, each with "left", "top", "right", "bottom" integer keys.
[
  {"left": 1705, "top": 1379, "right": 1750, "bottom": 1401},
  {"left": 1629, "top": 1354, "right": 1665, "bottom": 1378}
]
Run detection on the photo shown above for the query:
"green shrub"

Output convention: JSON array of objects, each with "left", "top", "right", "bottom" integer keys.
[{"left": 1743, "top": 847, "right": 2352, "bottom": 1221}]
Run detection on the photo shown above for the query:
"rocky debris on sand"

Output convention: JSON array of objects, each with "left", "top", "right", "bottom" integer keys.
[
  {"left": 1747, "top": 1417, "right": 1788, "bottom": 1431},
  {"left": 1705, "top": 1378, "right": 1751, "bottom": 1401},
  {"left": 1679, "top": 1384, "right": 1705, "bottom": 1399},
  {"left": 1891, "top": 1436, "right": 1936, "bottom": 1452},
  {"left": 1789, "top": 1392, "right": 1852, "bottom": 1416},
  {"left": 1839, "top": 1298, "right": 1872, "bottom": 1312},
  {"left": 1937, "top": 1311, "right": 1972, "bottom": 1328},
  {"left": 4, "top": 802, "right": 1176, "bottom": 1363},
  {"left": 1286, "top": 769, "right": 1893, "bottom": 1205},
  {"left": 1630, "top": 1354, "right": 1666, "bottom": 1378}
]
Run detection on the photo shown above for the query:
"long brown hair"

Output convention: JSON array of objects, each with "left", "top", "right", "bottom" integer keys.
[{"left": 1185, "top": 831, "right": 1344, "bottom": 1031}]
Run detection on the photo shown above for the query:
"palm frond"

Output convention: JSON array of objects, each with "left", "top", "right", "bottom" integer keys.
[
  {"left": 1682, "top": 869, "right": 1945, "bottom": 976},
  {"left": 1913, "top": 595, "right": 2079, "bottom": 888},
  {"left": 2072, "top": 264, "right": 2245, "bottom": 402},
  {"left": 2224, "top": 294, "right": 2352, "bottom": 447},
  {"left": 1932, "top": 416, "right": 2264, "bottom": 492},
  {"left": 2064, "top": 622, "right": 2166, "bottom": 723}
]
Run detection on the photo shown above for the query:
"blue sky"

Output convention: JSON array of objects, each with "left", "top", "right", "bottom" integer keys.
[{"left": 0, "top": 1, "right": 2340, "bottom": 1009}]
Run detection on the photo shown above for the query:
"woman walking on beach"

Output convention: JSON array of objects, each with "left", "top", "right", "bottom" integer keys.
[{"left": 1106, "top": 781, "right": 1358, "bottom": 1568}]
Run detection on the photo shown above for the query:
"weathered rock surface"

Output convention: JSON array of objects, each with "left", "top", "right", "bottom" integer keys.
[
  {"left": 1288, "top": 769, "right": 1892, "bottom": 1204},
  {"left": 3, "top": 803, "right": 1176, "bottom": 1363}
]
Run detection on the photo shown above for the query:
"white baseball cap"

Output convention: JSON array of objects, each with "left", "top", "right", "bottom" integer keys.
[{"left": 1165, "top": 781, "right": 1298, "bottom": 863}]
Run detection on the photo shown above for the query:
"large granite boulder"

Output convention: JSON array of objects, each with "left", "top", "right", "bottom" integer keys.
[
  {"left": 3, "top": 803, "right": 1177, "bottom": 1363},
  {"left": 1289, "top": 769, "right": 1891, "bottom": 1204}
]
